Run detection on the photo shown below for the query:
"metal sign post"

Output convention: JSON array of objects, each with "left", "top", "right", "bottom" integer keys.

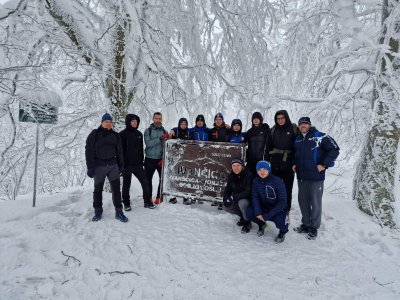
[{"left": 19, "top": 101, "right": 58, "bottom": 207}]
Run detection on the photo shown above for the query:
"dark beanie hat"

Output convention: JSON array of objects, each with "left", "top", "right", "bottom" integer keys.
[
  {"left": 214, "top": 113, "right": 224, "bottom": 121},
  {"left": 101, "top": 113, "right": 112, "bottom": 123},
  {"left": 231, "top": 119, "right": 242, "bottom": 128},
  {"left": 298, "top": 117, "right": 311, "bottom": 125},
  {"left": 252, "top": 112, "right": 263, "bottom": 123},
  {"left": 196, "top": 114, "right": 205, "bottom": 122},
  {"left": 231, "top": 158, "right": 244, "bottom": 166}
]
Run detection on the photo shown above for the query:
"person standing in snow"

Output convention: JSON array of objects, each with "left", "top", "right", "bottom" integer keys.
[
  {"left": 223, "top": 158, "right": 254, "bottom": 233},
  {"left": 189, "top": 114, "right": 210, "bottom": 141},
  {"left": 226, "top": 119, "right": 246, "bottom": 144},
  {"left": 144, "top": 112, "right": 169, "bottom": 205},
  {"left": 85, "top": 113, "right": 128, "bottom": 222},
  {"left": 245, "top": 112, "right": 272, "bottom": 174},
  {"left": 269, "top": 110, "right": 298, "bottom": 214},
  {"left": 209, "top": 113, "right": 229, "bottom": 142},
  {"left": 292, "top": 117, "right": 340, "bottom": 240},
  {"left": 246, "top": 161, "right": 288, "bottom": 243},
  {"left": 119, "top": 114, "right": 155, "bottom": 210},
  {"left": 168, "top": 117, "right": 192, "bottom": 205}
]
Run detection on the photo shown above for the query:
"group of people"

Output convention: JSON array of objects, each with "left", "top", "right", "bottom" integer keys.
[{"left": 85, "top": 110, "right": 340, "bottom": 242}]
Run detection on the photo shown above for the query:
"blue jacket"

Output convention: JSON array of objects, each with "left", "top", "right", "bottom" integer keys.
[
  {"left": 189, "top": 126, "right": 209, "bottom": 141},
  {"left": 294, "top": 127, "right": 340, "bottom": 181},
  {"left": 252, "top": 174, "right": 287, "bottom": 220}
]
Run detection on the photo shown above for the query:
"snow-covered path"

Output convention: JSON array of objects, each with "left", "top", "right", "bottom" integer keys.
[{"left": 1, "top": 176, "right": 400, "bottom": 299}]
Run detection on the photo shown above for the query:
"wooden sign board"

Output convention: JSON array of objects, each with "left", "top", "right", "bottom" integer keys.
[{"left": 162, "top": 139, "right": 246, "bottom": 202}]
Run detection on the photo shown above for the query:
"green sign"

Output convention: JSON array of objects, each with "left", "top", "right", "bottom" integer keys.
[{"left": 19, "top": 103, "right": 58, "bottom": 124}]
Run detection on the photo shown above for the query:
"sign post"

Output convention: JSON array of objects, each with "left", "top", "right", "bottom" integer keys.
[
  {"left": 19, "top": 101, "right": 58, "bottom": 207},
  {"left": 161, "top": 140, "right": 246, "bottom": 203}
]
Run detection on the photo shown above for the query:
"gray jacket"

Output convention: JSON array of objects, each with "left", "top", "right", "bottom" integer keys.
[{"left": 144, "top": 123, "right": 167, "bottom": 159}]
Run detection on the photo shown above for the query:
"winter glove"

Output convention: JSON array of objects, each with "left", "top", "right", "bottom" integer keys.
[
  {"left": 223, "top": 196, "right": 233, "bottom": 208},
  {"left": 87, "top": 168, "right": 95, "bottom": 178},
  {"left": 160, "top": 133, "right": 169, "bottom": 141},
  {"left": 157, "top": 160, "right": 163, "bottom": 168}
]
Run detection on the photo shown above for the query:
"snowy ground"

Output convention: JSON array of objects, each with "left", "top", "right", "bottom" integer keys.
[{"left": 1, "top": 172, "right": 400, "bottom": 300}]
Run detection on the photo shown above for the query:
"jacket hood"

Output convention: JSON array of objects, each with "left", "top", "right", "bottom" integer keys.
[
  {"left": 125, "top": 114, "right": 140, "bottom": 128},
  {"left": 274, "top": 110, "right": 292, "bottom": 128},
  {"left": 178, "top": 118, "right": 188, "bottom": 128},
  {"left": 231, "top": 119, "right": 242, "bottom": 132}
]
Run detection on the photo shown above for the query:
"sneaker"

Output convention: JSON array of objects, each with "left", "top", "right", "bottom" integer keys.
[
  {"left": 144, "top": 202, "right": 156, "bottom": 209},
  {"left": 169, "top": 197, "right": 177, "bottom": 204},
  {"left": 241, "top": 221, "right": 252, "bottom": 234},
  {"left": 307, "top": 227, "right": 318, "bottom": 240},
  {"left": 293, "top": 224, "right": 309, "bottom": 233},
  {"left": 92, "top": 213, "right": 102, "bottom": 222},
  {"left": 217, "top": 203, "right": 223, "bottom": 210},
  {"left": 257, "top": 223, "right": 268, "bottom": 237},
  {"left": 115, "top": 211, "right": 129, "bottom": 222},
  {"left": 236, "top": 217, "right": 246, "bottom": 227},
  {"left": 124, "top": 205, "right": 132, "bottom": 212},
  {"left": 183, "top": 198, "right": 191, "bottom": 205},
  {"left": 275, "top": 231, "right": 287, "bottom": 243}
]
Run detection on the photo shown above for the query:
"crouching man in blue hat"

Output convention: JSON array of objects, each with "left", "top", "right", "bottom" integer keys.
[{"left": 246, "top": 160, "right": 288, "bottom": 243}]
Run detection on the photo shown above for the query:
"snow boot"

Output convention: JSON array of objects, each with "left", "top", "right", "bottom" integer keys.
[
  {"left": 241, "top": 221, "right": 252, "bottom": 234},
  {"left": 92, "top": 212, "right": 102, "bottom": 222},
  {"left": 257, "top": 222, "right": 268, "bottom": 237},
  {"left": 275, "top": 231, "right": 287, "bottom": 243},
  {"left": 307, "top": 227, "right": 318, "bottom": 240},
  {"left": 115, "top": 211, "right": 129, "bottom": 223},
  {"left": 293, "top": 224, "right": 309, "bottom": 233},
  {"left": 144, "top": 201, "right": 156, "bottom": 209}
]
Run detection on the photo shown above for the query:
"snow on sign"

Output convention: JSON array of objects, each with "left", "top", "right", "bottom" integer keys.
[
  {"left": 162, "top": 139, "right": 247, "bottom": 202},
  {"left": 18, "top": 90, "right": 61, "bottom": 124}
]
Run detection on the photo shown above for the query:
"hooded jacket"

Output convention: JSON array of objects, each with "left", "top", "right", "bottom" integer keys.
[
  {"left": 190, "top": 123, "right": 209, "bottom": 141},
  {"left": 294, "top": 127, "right": 340, "bottom": 181},
  {"left": 269, "top": 110, "right": 298, "bottom": 171},
  {"left": 226, "top": 119, "right": 246, "bottom": 143},
  {"left": 119, "top": 114, "right": 144, "bottom": 167},
  {"left": 171, "top": 118, "right": 191, "bottom": 140}
]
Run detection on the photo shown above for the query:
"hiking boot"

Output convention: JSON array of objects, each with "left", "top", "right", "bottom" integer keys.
[
  {"left": 92, "top": 212, "right": 102, "bottom": 222},
  {"left": 257, "top": 223, "right": 268, "bottom": 237},
  {"left": 124, "top": 205, "right": 132, "bottom": 212},
  {"left": 169, "top": 197, "right": 177, "bottom": 204},
  {"left": 236, "top": 217, "right": 246, "bottom": 227},
  {"left": 241, "top": 221, "right": 252, "bottom": 234},
  {"left": 144, "top": 201, "right": 156, "bottom": 209},
  {"left": 293, "top": 224, "right": 309, "bottom": 233},
  {"left": 275, "top": 231, "right": 287, "bottom": 243},
  {"left": 307, "top": 227, "right": 318, "bottom": 240},
  {"left": 115, "top": 211, "right": 128, "bottom": 223},
  {"left": 183, "top": 198, "right": 191, "bottom": 205}
]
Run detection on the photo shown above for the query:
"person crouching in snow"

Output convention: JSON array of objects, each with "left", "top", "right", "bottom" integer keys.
[
  {"left": 246, "top": 160, "right": 288, "bottom": 243},
  {"left": 223, "top": 158, "right": 254, "bottom": 233}
]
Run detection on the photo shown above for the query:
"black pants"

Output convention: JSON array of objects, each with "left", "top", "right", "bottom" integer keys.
[
  {"left": 93, "top": 164, "right": 123, "bottom": 213},
  {"left": 144, "top": 157, "right": 162, "bottom": 199},
  {"left": 122, "top": 165, "right": 151, "bottom": 205},
  {"left": 273, "top": 169, "right": 295, "bottom": 212}
]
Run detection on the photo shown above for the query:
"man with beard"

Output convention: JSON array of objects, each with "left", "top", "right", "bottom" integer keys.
[
  {"left": 269, "top": 110, "right": 298, "bottom": 216},
  {"left": 120, "top": 114, "right": 155, "bottom": 210}
]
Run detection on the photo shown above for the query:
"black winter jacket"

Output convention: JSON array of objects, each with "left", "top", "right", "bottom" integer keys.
[
  {"left": 209, "top": 123, "right": 229, "bottom": 142},
  {"left": 85, "top": 126, "right": 124, "bottom": 169},
  {"left": 270, "top": 110, "right": 298, "bottom": 171},
  {"left": 119, "top": 114, "right": 144, "bottom": 167},
  {"left": 245, "top": 123, "right": 272, "bottom": 164},
  {"left": 223, "top": 168, "right": 254, "bottom": 202}
]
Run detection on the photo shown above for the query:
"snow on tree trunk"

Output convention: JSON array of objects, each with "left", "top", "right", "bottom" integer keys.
[{"left": 353, "top": 0, "right": 400, "bottom": 228}]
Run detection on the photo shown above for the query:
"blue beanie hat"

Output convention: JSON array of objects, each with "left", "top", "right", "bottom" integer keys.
[
  {"left": 256, "top": 160, "right": 271, "bottom": 173},
  {"left": 101, "top": 113, "right": 113, "bottom": 123}
]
